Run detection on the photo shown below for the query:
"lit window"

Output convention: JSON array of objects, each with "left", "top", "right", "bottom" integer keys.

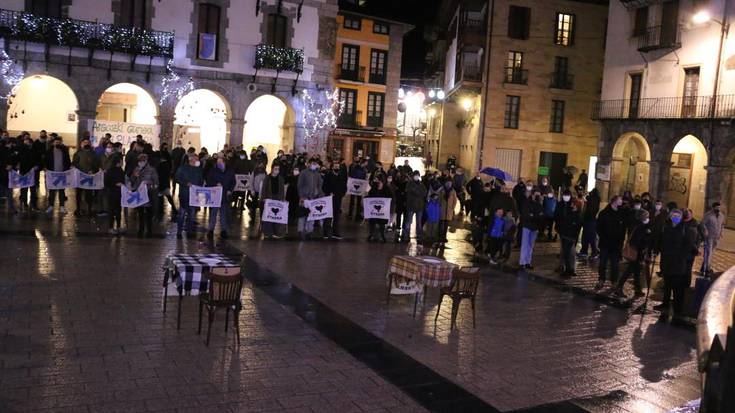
[{"left": 554, "top": 13, "right": 575, "bottom": 46}]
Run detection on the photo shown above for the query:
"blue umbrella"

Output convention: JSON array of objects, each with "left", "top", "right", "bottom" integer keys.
[{"left": 479, "top": 167, "right": 513, "bottom": 182}]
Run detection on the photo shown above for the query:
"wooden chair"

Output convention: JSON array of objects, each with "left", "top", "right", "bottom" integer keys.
[
  {"left": 198, "top": 267, "right": 243, "bottom": 346},
  {"left": 434, "top": 266, "right": 481, "bottom": 329}
]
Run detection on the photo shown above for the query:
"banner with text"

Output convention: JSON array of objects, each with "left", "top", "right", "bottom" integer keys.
[
  {"left": 121, "top": 183, "right": 149, "bottom": 208},
  {"left": 262, "top": 199, "right": 289, "bottom": 224},
  {"left": 45, "top": 170, "right": 76, "bottom": 190},
  {"left": 189, "top": 185, "right": 223, "bottom": 208},
  {"left": 363, "top": 197, "right": 391, "bottom": 220},
  {"left": 88, "top": 120, "right": 160, "bottom": 148},
  {"left": 74, "top": 170, "right": 104, "bottom": 190},
  {"left": 347, "top": 178, "right": 370, "bottom": 196},
  {"left": 305, "top": 195, "right": 333, "bottom": 221},
  {"left": 234, "top": 174, "right": 253, "bottom": 192},
  {"left": 8, "top": 169, "right": 35, "bottom": 189}
]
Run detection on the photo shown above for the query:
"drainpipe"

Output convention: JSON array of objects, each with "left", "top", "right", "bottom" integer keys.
[
  {"left": 706, "top": 0, "right": 729, "bottom": 206},
  {"left": 476, "top": 0, "right": 495, "bottom": 173}
]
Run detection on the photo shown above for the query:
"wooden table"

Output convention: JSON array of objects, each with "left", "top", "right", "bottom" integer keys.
[{"left": 386, "top": 255, "right": 458, "bottom": 317}]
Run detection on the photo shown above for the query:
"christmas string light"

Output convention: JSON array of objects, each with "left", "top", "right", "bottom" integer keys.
[
  {"left": 254, "top": 44, "right": 304, "bottom": 73},
  {"left": 159, "top": 59, "right": 194, "bottom": 105},
  {"left": 0, "top": 50, "right": 24, "bottom": 101},
  {"left": 301, "top": 88, "right": 343, "bottom": 154}
]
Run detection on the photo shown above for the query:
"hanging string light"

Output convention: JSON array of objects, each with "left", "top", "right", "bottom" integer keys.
[
  {"left": 0, "top": 50, "right": 24, "bottom": 101},
  {"left": 301, "top": 88, "right": 343, "bottom": 154},
  {"left": 159, "top": 59, "right": 194, "bottom": 105}
]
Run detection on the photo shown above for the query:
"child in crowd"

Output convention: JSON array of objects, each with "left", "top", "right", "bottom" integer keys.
[
  {"left": 499, "top": 210, "right": 516, "bottom": 263},
  {"left": 487, "top": 208, "right": 506, "bottom": 263},
  {"left": 425, "top": 193, "right": 441, "bottom": 246}
]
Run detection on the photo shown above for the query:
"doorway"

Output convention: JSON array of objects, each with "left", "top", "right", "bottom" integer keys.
[{"left": 538, "top": 151, "right": 567, "bottom": 190}]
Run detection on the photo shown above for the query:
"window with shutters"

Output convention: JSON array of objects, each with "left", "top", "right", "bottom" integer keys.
[
  {"left": 633, "top": 7, "right": 648, "bottom": 37},
  {"left": 367, "top": 92, "right": 385, "bottom": 127},
  {"left": 549, "top": 100, "right": 565, "bottom": 133},
  {"left": 504, "top": 96, "right": 520, "bottom": 129},
  {"left": 369, "top": 49, "right": 387, "bottom": 84},
  {"left": 508, "top": 6, "right": 530, "bottom": 40},
  {"left": 120, "top": 0, "right": 148, "bottom": 28},
  {"left": 266, "top": 13, "right": 288, "bottom": 48},
  {"left": 197, "top": 3, "right": 221, "bottom": 60},
  {"left": 29, "top": 0, "right": 62, "bottom": 18},
  {"left": 554, "top": 12, "right": 575, "bottom": 46}
]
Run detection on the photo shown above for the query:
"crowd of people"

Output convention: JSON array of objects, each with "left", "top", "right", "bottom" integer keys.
[{"left": 1, "top": 129, "right": 728, "bottom": 323}]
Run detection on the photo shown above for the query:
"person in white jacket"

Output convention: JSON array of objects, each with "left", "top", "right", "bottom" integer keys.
[{"left": 701, "top": 202, "right": 726, "bottom": 276}]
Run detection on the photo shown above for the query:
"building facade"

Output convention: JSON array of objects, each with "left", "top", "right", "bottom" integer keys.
[
  {"left": 0, "top": 0, "right": 338, "bottom": 155},
  {"left": 426, "top": 0, "right": 607, "bottom": 190},
  {"left": 327, "top": 1, "right": 411, "bottom": 165},
  {"left": 595, "top": 0, "right": 735, "bottom": 222}
]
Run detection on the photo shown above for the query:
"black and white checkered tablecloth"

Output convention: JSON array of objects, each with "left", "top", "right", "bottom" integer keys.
[{"left": 165, "top": 253, "right": 241, "bottom": 295}]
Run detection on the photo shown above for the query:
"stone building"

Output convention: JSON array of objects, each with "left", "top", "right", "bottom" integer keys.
[
  {"left": 595, "top": 0, "right": 735, "bottom": 222},
  {"left": 425, "top": 0, "right": 607, "bottom": 189},
  {"left": 0, "top": 0, "right": 337, "bottom": 154},
  {"left": 327, "top": 0, "right": 412, "bottom": 165}
]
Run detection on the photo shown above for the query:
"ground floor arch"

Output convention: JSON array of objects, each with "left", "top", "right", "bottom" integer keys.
[
  {"left": 94, "top": 82, "right": 159, "bottom": 147},
  {"left": 668, "top": 134, "right": 708, "bottom": 218},
  {"left": 6, "top": 75, "right": 78, "bottom": 145},
  {"left": 242, "top": 94, "right": 295, "bottom": 159},
  {"left": 174, "top": 89, "right": 229, "bottom": 153},
  {"left": 610, "top": 132, "right": 651, "bottom": 197}
]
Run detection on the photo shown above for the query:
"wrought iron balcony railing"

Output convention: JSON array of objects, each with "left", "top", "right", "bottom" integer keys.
[
  {"left": 254, "top": 44, "right": 304, "bottom": 73},
  {"left": 550, "top": 73, "right": 574, "bottom": 89},
  {"left": 461, "top": 64, "right": 482, "bottom": 82},
  {"left": 637, "top": 24, "right": 681, "bottom": 52},
  {"left": 336, "top": 64, "right": 365, "bottom": 82},
  {"left": 591, "top": 95, "right": 735, "bottom": 120},
  {"left": 0, "top": 8, "right": 173, "bottom": 57},
  {"left": 503, "top": 67, "right": 528, "bottom": 85}
]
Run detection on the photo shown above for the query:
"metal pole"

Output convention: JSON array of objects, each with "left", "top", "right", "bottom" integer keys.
[{"left": 477, "top": 0, "right": 495, "bottom": 172}]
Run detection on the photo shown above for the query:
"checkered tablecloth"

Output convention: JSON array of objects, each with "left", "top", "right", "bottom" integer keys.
[
  {"left": 387, "top": 255, "right": 458, "bottom": 288},
  {"left": 164, "top": 253, "right": 241, "bottom": 295}
]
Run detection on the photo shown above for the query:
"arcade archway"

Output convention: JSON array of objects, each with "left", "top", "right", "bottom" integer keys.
[
  {"left": 611, "top": 133, "right": 651, "bottom": 197},
  {"left": 6, "top": 75, "right": 78, "bottom": 145},
  {"left": 174, "top": 89, "right": 229, "bottom": 152},
  {"left": 95, "top": 83, "right": 159, "bottom": 147},
  {"left": 243, "top": 94, "right": 295, "bottom": 159},
  {"left": 668, "top": 135, "right": 708, "bottom": 218}
]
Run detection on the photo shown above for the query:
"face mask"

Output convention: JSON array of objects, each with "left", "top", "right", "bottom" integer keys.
[
  {"left": 293, "top": 170, "right": 300, "bottom": 176},
  {"left": 671, "top": 216, "right": 682, "bottom": 225},
  {"left": 84, "top": 144, "right": 91, "bottom": 150},
  {"left": 526, "top": 186, "right": 533, "bottom": 191},
  {"left": 634, "top": 205, "right": 641, "bottom": 210},
  {"left": 217, "top": 163, "right": 225, "bottom": 171},
  {"left": 642, "top": 218, "right": 650, "bottom": 224},
  {"left": 105, "top": 148, "right": 112, "bottom": 154},
  {"left": 387, "top": 178, "right": 393, "bottom": 183},
  {"left": 562, "top": 195, "right": 571, "bottom": 202},
  {"left": 138, "top": 161, "right": 146, "bottom": 168},
  {"left": 413, "top": 176, "right": 420, "bottom": 181},
  {"left": 714, "top": 208, "right": 721, "bottom": 214},
  {"left": 655, "top": 204, "right": 662, "bottom": 211},
  {"left": 194, "top": 161, "right": 201, "bottom": 167},
  {"left": 239, "top": 155, "right": 245, "bottom": 160},
  {"left": 310, "top": 164, "right": 318, "bottom": 171},
  {"left": 272, "top": 170, "right": 279, "bottom": 176},
  {"left": 547, "top": 193, "right": 554, "bottom": 198}
]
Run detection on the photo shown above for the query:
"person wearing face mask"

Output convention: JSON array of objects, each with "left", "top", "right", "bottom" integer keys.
[
  {"left": 156, "top": 144, "right": 177, "bottom": 221},
  {"left": 402, "top": 171, "right": 427, "bottom": 243},
  {"left": 579, "top": 188, "right": 601, "bottom": 259},
  {"left": 366, "top": 179, "right": 392, "bottom": 243},
  {"left": 466, "top": 172, "right": 485, "bottom": 220},
  {"left": 437, "top": 180, "right": 458, "bottom": 245},
  {"left": 322, "top": 160, "right": 347, "bottom": 239},
  {"left": 44, "top": 136, "right": 71, "bottom": 215},
  {"left": 205, "top": 156, "right": 236, "bottom": 240},
  {"left": 230, "top": 150, "right": 251, "bottom": 211},
  {"left": 595, "top": 195, "right": 627, "bottom": 290},
  {"left": 170, "top": 140, "right": 186, "bottom": 196},
  {"left": 519, "top": 191, "right": 544, "bottom": 269},
  {"left": 701, "top": 202, "right": 725, "bottom": 276},
  {"left": 512, "top": 179, "right": 527, "bottom": 214},
  {"left": 124, "top": 142, "right": 143, "bottom": 177},
  {"left": 347, "top": 159, "right": 368, "bottom": 220},
  {"left": 18, "top": 134, "right": 41, "bottom": 212},
  {"left": 104, "top": 154, "right": 125, "bottom": 235},
  {"left": 542, "top": 192, "right": 558, "bottom": 241},
  {"left": 128, "top": 153, "right": 159, "bottom": 237},
  {"left": 296, "top": 159, "right": 324, "bottom": 239},
  {"left": 613, "top": 210, "right": 653, "bottom": 298},
  {"left": 538, "top": 177, "right": 552, "bottom": 196},
  {"left": 390, "top": 172, "right": 407, "bottom": 242},
  {"left": 555, "top": 198, "right": 582, "bottom": 277},
  {"left": 655, "top": 209, "right": 697, "bottom": 323},
  {"left": 174, "top": 154, "right": 204, "bottom": 239},
  {"left": 72, "top": 138, "right": 101, "bottom": 217},
  {"left": 247, "top": 163, "right": 267, "bottom": 219},
  {"left": 452, "top": 168, "right": 467, "bottom": 215},
  {"left": 260, "top": 164, "right": 286, "bottom": 239}
]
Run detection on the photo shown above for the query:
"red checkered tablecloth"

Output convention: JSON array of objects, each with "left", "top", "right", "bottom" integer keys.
[{"left": 387, "top": 255, "right": 458, "bottom": 288}]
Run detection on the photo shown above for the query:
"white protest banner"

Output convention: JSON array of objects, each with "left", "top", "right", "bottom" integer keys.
[
  {"left": 121, "top": 183, "right": 149, "bottom": 208},
  {"left": 45, "top": 170, "right": 75, "bottom": 190},
  {"left": 363, "top": 197, "right": 391, "bottom": 220},
  {"left": 347, "top": 177, "right": 370, "bottom": 196},
  {"left": 88, "top": 119, "right": 161, "bottom": 148},
  {"left": 262, "top": 199, "right": 289, "bottom": 224},
  {"left": 73, "top": 169, "right": 105, "bottom": 190},
  {"left": 305, "top": 195, "right": 333, "bottom": 221},
  {"left": 189, "top": 185, "right": 223, "bottom": 208},
  {"left": 8, "top": 169, "right": 35, "bottom": 188},
  {"left": 234, "top": 174, "right": 253, "bottom": 192}
]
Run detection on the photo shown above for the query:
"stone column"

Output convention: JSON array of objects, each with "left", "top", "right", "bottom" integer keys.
[
  {"left": 228, "top": 119, "right": 245, "bottom": 148},
  {"left": 75, "top": 109, "right": 97, "bottom": 147},
  {"left": 647, "top": 159, "right": 671, "bottom": 202},
  {"left": 705, "top": 165, "right": 733, "bottom": 208},
  {"left": 0, "top": 102, "right": 8, "bottom": 132}
]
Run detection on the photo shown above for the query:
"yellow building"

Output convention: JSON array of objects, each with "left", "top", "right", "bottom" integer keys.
[{"left": 329, "top": 4, "right": 412, "bottom": 165}]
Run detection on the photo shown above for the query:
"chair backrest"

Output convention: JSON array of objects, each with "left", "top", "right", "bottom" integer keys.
[
  {"left": 451, "top": 267, "right": 481, "bottom": 296},
  {"left": 206, "top": 267, "right": 243, "bottom": 303}
]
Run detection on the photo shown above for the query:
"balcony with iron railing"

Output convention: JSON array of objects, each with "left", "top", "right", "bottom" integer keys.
[
  {"left": 338, "top": 110, "right": 363, "bottom": 129},
  {"left": 591, "top": 95, "right": 735, "bottom": 120},
  {"left": 637, "top": 24, "right": 682, "bottom": 52},
  {"left": 461, "top": 63, "right": 482, "bottom": 82},
  {"left": 0, "top": 8, "right": 173, "bottom": 57},
  {"left": 254, "top": 44, "right": 304, "bottom": 73},
  {"left": 550, "top": 73, "right": 574, "bottom": 89},
  {"left": 503, "top": 67, "right": 528, "bottom": 85},
  {"left": 336, "top": 64, "right": 366, "bottom": 83}
]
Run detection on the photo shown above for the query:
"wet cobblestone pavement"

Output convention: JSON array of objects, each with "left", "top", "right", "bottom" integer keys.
[{"left": 0, "top": 204, "right": 709, "bottom": 412}]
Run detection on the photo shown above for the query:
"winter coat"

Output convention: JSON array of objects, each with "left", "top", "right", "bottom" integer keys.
[
  {"left": 597, "top": 205, "right": 627, "bottom": 250},
  {"left": 252, "top": 171, "right": 266, "bottom": 194},
  {"left": 128, "top": 164, "right": 159, "bottom": 206},
  {"left": 583, "top": 190, "right": 601, "bottom": 222},
  {"left": 488, "top": 216, "right": 505, "bottom": 238},
  {"left": 171, "top": 146, "right": 186, "bottom": 170},
  {"left": 555, "top": 204, "right": 582, "bottom": 241},
  {"left": 627, "top": 222, "right": 654, "bottom": 262},
  {"left": 297, "top": 168, "right": 324, "bottom": 200},
  {"left": 104, "top": 166, "right": 125, "bottom": 198},
  {"left": 543, "top": 196, "right": 557, "bottom": 217},
  {"left": 73, "top": 148, "right": 100, "bottom": 174},
  {"left": 323, "top": 169, "right": 347, "bottom": 197},
  {"left": 520, "top": 198, "right": 544, "bottom": 231},
  {"left": 392, "top": 179, "right": 407, "bottom": 214},
  {"left": 405, "top": 180, "right": 427, "bottom": 212},
  {"left": 206, "top": 166, "right": 236, "bottom": 193},
  {"left": 659, "top": 223, "right": 697, "bottom": 277},
  {"left": 18, "top": 144, "right": 41, "bottom": 174},
  {"left": 452, "top": 173, "right": 466, "bottom": 194},
  {"left": 175, "top": 164, "right": 204, "bottom": 201},
  {"left": 261, "top": 174, "right": 286, "bottom": 201},
  {"left": 348, "top": 164, "right": 367, "bottom": 180},
  {"left": 439, "top": 187, "right": 458, "bottom": 221},
  {"left": 426, "top": 199, "right": 441, "bottom": 223},
  {"left": 45, "top": 145, "right": 71, "bottom": 171},
  {"left": 488, "top": 192, "right": 517, "bottom": 217}
]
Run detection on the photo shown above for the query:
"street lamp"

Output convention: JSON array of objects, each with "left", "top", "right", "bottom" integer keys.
[
  {"left": 692, "top": 10, "right": 712, "bottom": 24},
  {"left": 462, "top": 97, "right": 473, "bottom": 112},
  {"left": 436, "top": 90, "right": 445, "bottom": 100}
]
